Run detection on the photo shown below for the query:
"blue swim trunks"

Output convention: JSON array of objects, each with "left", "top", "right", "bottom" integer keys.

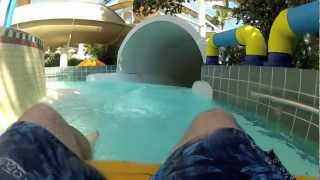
[
  {"left": 153, "top": 128, "right": 294, "bottom": 180},
  {"left": 0, "top": 121, "right": 294, "bottom": 180},
  {"left": 0, "top": 121, "right": 104, "bottom": 180}
]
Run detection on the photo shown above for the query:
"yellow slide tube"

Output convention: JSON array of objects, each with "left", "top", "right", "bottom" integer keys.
[
  {"left": 235, "top": 25, "right": 267, "bottom": 56},
  {"left": 268, "top": 9, "right": 296, "bottom": 55},
  {"left": 205, "top": 34, "right": 219, "bottom": 57},
  {"left": 205, "top": 25, "right": 266, "bottom": 65},
  {"left": 87, "top": 160, "right": 317, "bottom": 180},
  {"left": 87, "top": 161, "right": 160, "bottom": 180}
]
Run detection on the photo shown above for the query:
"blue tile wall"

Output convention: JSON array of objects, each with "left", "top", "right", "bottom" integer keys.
[
  {"left": 201, "top": 65, "right": 319, "bottom": 144},
  {"left": 45, "top": 65, "right": 117, "bottom": 81}
]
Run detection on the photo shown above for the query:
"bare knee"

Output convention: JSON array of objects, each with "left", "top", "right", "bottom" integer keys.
[
  {"left": 174, "top": 109, "right": 240, "bottom": 149},
  {"left": 19, "top": 103, "right": 62, "bottom": 123},
  {"left": 24, "top": 103, "right": 55, "bottom": 113},
  {"left": 199, "top": 109, "right": 232, "bottom": 119},
  {"left": 191, "top": 109, "right": 240, "bottom": 133},
  {"left": 18, "top": 103, "right": 90, "bottom": 159}
]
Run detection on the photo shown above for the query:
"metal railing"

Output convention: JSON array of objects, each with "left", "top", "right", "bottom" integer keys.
[{"left": 251, "top": 91, "right": 319, "bottom": 114}]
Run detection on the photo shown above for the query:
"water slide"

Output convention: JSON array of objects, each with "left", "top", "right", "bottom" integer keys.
[
  {"left": 3, "top": 0, "right": 218, "bottom": 49},
  {"left": 0, "top": 1, "right": 319, "bottom": 179},
  {"left": 5, "top": 1, "right": 132, "bottom": 48},
  {"left": 266, "top": 0, "right": 319, "bottom": 66},
  {"left": 90, "top": 3, "right": 319, "bottom": 178},
  {"left": 95, "top": 1, "right": 319, "bottom": 87},
  {"left": 205, "top": 1, "right": 319, "bottom": 66},
  {"left": 115, "top": 16, "right": 204, "bottom": 87},
  {"left": 206, "top": 25, "right": 267, "bottom": 65},
  {"left": 0, "top": 0, "right": 17, "bottom": 27}
]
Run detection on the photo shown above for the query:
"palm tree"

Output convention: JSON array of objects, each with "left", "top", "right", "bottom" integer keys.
[{"left": 209, "top": 9, "right": 232, "bottom": 30}]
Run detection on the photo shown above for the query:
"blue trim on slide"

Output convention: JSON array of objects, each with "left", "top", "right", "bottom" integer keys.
[
  {"left": 4, "top": 0, "right": 16, "bottom": 28},
  {"left": 244, "top": 55, "right": 265, "bottom": 66},
  {"left": 206, "top": 56, "right": 219, "bottom": 65},
  {"left": 287, "top": 1, "right": 319, "bottom": 36},
  {"left": 213, "top": 29, "right": 238, "bottom": 47},
  {"left": 265, "top": 53, "right": 292, "bottom": 67}
]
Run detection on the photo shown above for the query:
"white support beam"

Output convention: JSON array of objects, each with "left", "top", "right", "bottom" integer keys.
[
  {"left": 198, "top": 0, "right": 206, "bottom": 38},
  {"left": 0, "top": 0, "right": 11, "bottom": 26}
]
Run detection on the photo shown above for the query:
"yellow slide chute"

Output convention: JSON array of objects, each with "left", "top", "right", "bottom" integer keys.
[
  {"left": 205, "top": 25, "right": 266, "bottom": 65},
  {"left": 235, "top": 25, "right": 267, "bottom": 56},
  {"left": 268, "top": 9, "right": 296, "bottom": 55},
  {"left": 87, "top": 161, "right": 160, "bottom": 180},
  {"left": 87, "top": 160, "right": 317, "bottom": 180},
  {"left": 78, "top": 59, "right": 106, "bottom": 67}
]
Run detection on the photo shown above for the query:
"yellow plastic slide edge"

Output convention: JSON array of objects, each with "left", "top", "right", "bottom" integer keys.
[{"left": 87, "top": 161, "right": 317, "bottom": 180}]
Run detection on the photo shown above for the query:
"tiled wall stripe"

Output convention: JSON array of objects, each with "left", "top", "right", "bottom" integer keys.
[
  {"left": 201, "top": 65, "right": 319, "bottom": 143},
  {"left": 207, "top": 78, "right": 319, "bottom": 99},
  {"left": 45, "top": 65, "right": 117, "bottom": 81},
  {"left": 0, "top": 28, "right": 43, "bottom": 49},
  {"left": 0, "top": 39, "right": 45, "bottom": 131}
]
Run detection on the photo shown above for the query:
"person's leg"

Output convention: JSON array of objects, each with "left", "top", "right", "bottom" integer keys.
[
  {"left": 18, "top": 103, "right": 94, "bottom": 160},
  {"left": 153, "top": 109, "right": 294, "bottom": 180},
  {"left": 175, "top": 109, "right": 240, "bottom": 150},
  {"left": 0, "top": 103, "right": 104, "bottom": 179}
]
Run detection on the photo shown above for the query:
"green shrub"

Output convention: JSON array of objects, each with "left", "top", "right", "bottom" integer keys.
[
  {"left": 68, "top": 58, "right": 82, "bottom": 66},
  {"left": 44, "top": 53, "right": 60, "bottom": 67},
  {"left": 85, "top": 44, "right": 118, "bottom": 65}
]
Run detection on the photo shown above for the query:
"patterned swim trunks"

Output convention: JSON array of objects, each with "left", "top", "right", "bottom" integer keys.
[
  {"left": 0, "top": 121, "right": 104, "bottom": 180},
  {"left": 153, "top": 128, "right": 295, "bottom": 180},
  {"left": 0, "top": 122, "right": 294, "bottom": 180}
]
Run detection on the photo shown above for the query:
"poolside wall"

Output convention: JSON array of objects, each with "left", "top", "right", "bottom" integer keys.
[
  {"left": 45, "top": 65, "right": 117, "bottom": 81},
  {"left": 0, "top": 28, "right": 45, "bottom": 132},
  {"left": 201, "top": 65, "right": 319, "bottom": 143}
]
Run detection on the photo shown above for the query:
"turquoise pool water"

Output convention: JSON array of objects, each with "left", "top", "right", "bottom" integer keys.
[{"left": 47, "top": 80, "right": 318, "bottom": 176}]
